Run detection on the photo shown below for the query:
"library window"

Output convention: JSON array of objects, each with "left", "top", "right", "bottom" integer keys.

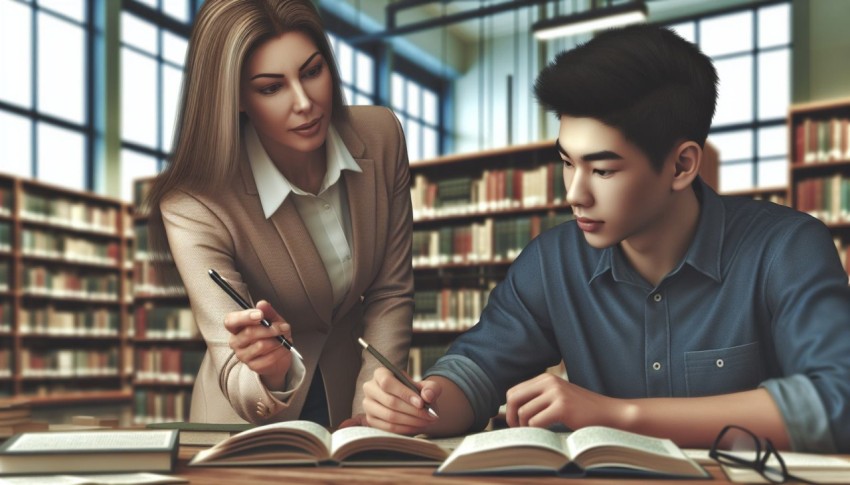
[
  {"left": 668, "top": 1, "right": 791, "bottom": 192},
  {"left": 120, "top": 1, "right": 192, "bottom": 202},
  {"left": 0, "top": 0, "right": 88, "bottom": 190},
  {"left": 392, "top": 73, "right": 440, "bottom": 162},
  {"left": 328, "top": 33, "right": 375, "bottom": 106}
]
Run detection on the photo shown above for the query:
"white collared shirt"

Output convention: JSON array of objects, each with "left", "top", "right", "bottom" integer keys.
[{"left": 245, "top": 121, "right": 362, "bottom": 308}]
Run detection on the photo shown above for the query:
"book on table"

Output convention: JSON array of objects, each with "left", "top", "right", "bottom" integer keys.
[
  {"left": 146, "top": 421, "right": 254, "bottom": 447},
  {"left": 188, "top": 420, "right": 449, "bottom": 467},
  {"left": 0, "top": 429, "right": 178, "bottom": 475},
  {"left": 436, "top": 425, "right": 709, "bottom": 478}
]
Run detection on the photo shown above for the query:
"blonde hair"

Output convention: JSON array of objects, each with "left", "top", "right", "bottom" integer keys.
[{"left": 145, "top": 0, "right": 346, "bottom": 263}]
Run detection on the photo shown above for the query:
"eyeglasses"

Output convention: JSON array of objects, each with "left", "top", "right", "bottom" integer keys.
[{"left": 709, "top": 425, "right": 815, "bottom": 484}]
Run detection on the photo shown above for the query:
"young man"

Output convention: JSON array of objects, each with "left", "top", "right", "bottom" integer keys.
[{"left": 361, "top": 24, "right": 850, "bottom": 453}]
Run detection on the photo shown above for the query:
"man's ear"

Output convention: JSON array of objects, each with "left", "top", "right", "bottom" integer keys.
[{"left": 671, "top": 141, "right": 701, "bottom": 192}]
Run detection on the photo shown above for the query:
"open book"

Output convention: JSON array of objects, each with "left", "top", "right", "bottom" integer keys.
[
  {"left": 437, "top": 426, "right": 709, "bottom": 478},
  {"left": 188, "top": 420, "right": 449, "bottom": 467}
]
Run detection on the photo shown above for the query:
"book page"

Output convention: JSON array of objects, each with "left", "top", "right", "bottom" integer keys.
[
  {"left": 329, "top": 426, "right": 448, "bottom": 463},
  {"left": 437, "top": 428, "right": 569, "bottom": 474},
  {"left": 190, "top": 420, "right": 332, "bottom": 465},
  {"left": 0, "top": 473, "right": 186, "bottom": 485},
  {"left": 454, "top": 427, "right": 567, "bottom": 456},
  {"left": 6, "top": 431, "right": 174, "bottom": 452},
  {"left": 565, "top": 426, "right": 681, "bottom": 459}
]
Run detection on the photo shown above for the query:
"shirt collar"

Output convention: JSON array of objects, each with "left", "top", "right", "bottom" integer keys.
[
  {"left": 588, "top": 177, "right": 724, "bottom": 286},
  {"left": 244, "top": 120, "right": 362, "bottom": 219}
]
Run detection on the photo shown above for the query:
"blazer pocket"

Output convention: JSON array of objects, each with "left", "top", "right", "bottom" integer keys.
[{"left": 684, "top": 341, "right": 765, "bottom": 397}]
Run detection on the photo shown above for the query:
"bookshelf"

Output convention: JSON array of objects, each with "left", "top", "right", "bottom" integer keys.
[
  {"left": 788, "top": 98, "right": 850, "bottom": 280},
  {"left": 0, "top": 172, "right": 134, "bottom": 406},
  {"left": 131, "top": 177, "right": 204, "bottom": 424},
  {"left": 408, "top": 142, "right": 573, "bottom": 365}
]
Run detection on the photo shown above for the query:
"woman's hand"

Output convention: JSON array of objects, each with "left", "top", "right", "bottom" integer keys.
[{"left": 223, "top": 300, "right": 293, "bottom": 390}]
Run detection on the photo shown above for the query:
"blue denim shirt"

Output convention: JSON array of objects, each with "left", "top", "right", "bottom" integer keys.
[{"left": 426, "top": 180, "right": 850, "bottom": 453}]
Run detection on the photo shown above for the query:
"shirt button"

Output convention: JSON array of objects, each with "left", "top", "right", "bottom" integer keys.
[
  {"left": 652, "top": 293, "right": 662, "bottom": 302},
  {"left": 716, "top": 359, "right": 724, "bottom": 368},
  {"left": 323, "top": 204, "right": 330, "bottom": 210},
  {"left": 652, "top": 362, "right": 662, "bottom": 371}
]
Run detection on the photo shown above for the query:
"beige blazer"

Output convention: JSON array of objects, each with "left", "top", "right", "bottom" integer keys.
[{"left": 160, "top": 106, "right": 414, "bottom": 427}]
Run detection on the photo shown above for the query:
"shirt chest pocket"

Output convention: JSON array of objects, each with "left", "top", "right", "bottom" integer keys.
[{"left": 684, "top": 341, "right": 765, "bottom": 397}]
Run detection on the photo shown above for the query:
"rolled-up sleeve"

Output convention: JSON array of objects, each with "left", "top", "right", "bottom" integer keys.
[{"left": 764, "top": 216, "right": 850, "bottom": 452}]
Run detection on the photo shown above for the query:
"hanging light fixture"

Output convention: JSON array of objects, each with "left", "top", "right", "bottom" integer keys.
[{"left": 532, "top": 0, "right": 648, "bottom": 41}]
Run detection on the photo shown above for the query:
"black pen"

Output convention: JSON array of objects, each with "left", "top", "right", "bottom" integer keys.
[
  {"left": 358, "top": 337, "right": 439, "bottom": 418},
  {"left": 208, "top": 269, "right": 303, "bottom": 361}
]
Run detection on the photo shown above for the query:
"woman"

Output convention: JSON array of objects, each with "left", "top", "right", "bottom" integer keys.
[{"left": 144, "top": 0, "right": 413, "bottom": 428}]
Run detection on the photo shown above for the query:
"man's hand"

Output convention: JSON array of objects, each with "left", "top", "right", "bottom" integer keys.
[
  {"left": 223, "top": 299, "right": 293, "bottom": 390},
  {"left": 505, "top": 373, "right": 628, "bottom": 429},
  {"left": 362, "top": 367, "right": 439, "bottom": 435}
]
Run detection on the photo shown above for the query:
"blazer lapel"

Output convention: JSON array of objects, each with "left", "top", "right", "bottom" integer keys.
[
  {"left": 238, "top": 160, "right": 333, "bottom": 330},
  {"left": 336, "top": 120, "right": 377, "bottom": 315}
]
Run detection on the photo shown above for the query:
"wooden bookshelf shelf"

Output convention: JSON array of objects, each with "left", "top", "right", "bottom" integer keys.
[
  {"left": 413, "top": 203, "right": 572, "bottom": 226},
  {"left": 132, "top": 337, "right": 205, "bottom": 345},
  {"left": 0, "top": 172, "right": 135, "bottom": 407},
  {"left": 132, "top": 380, "right": 194, "bottom": 388}
]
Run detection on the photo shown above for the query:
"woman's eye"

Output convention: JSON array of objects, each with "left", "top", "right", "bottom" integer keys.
[
  {"left": 562, "top": 160, "right": 573, "bottom": 168},
  {"left": 303, "top": 63, "right": 324, "bottom": 79},
  {"left": 593, "top": 169, "right": 613, "bottom": 177},
  {"left": 260, "top": 84, "right": 282, "bottom": 95}
]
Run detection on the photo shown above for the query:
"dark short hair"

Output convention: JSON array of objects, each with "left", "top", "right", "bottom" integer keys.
[{"left": 534, "top": 24, "right": 718, "bottom": 171}]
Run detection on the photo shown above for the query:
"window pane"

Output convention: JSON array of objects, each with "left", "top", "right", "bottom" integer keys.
[
  {"left": 710, "top": 130, "right": 752, "bottom": 161},
  {"left": 422, "top": 126, "right": 438, "bottom": 160},
  {"left": 37, "top": 123, "right": 84, "bottom": 190},
  {"left": 423, "top": 89, "right": 438, "bottom": 125},
  {"left": 757, "top": 158, "right": 786, "bottom": 188},
  {"left": 122, "top": 48, "right": 158, "bottom": 147},
  {"left": 162, "top": 0, "right": 189, "bottom": 23},
  {"left": 336, "top": 40, "right": 353, "bottom": 85},
  {"left": 391, "top": 74, "right": 405, "bottom": 111},
  {"left": 758, "top": 125, "right": 786, "bottom": 158},
  {"left": 353, "top": 93, "right": 372, "bottom": 106},
  {"left": 0, "top": 110, "right": 32, "bottom": 178},
  {"left": 0, "top": 0, "right": 32, "bottom": 108},
  {"left": 343, "top": 86, "right": 353, "bottom": 106},
  {"left": 719, "top": 161, "right": 753, "bottom": 192},
  {"left": 122, "top": 12, "right": 157, "bottom": 54},
  {"left": 758, "top": 3, "right": 790, "bottom": 48},
  {"left": 406, "top": 82, "right": 420, "bottom": 118},
  {"left": 355, "top": 51, "right": 373, "bottom": 94},
  {"left": 39, "top": 0, "right": 84, "bottom": 22},
  {"left": 668, "top": 22, "right": 695, "bottom": 43},
  {"left": 701, "top": 11, "right": 752, "bottom": 57},
  {"left": 163, "top": 31, "right": 188, "bottom": 66},
  {"left": 121, "top": 149, "right": 159, "bottom": 203},
  {"left": 758, "top": 49, "right": 789, "bottom": 120},
  {"left": 38, "top": 13, "right": 85, "bottom": 124},
  {"left": 162, "top": 65, "right": 183, "bottom": 152},
  {"left": 406, "top": 118, "right": 421, "bottom": 161},
  {"left": 714, "top": 56, "right": 753, "bottom": 126}
]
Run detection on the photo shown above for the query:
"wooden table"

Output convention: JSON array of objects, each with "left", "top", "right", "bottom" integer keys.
[{"left": 174, "top": 447, "right": 734, "bottom": 484}]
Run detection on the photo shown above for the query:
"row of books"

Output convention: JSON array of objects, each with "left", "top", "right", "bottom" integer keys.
[
  {"left": 19, "top": 306, "right": 120, "bottom": 336},
  {"left": 21, "top": 193, "right": 120, "bottom": 234},
  {"left": 133, "top": 388, "right": 190, "bottom": 424},
  {"left": 0, "top": 222, "right": 10, "bottom": 251},
  {"left": 22, "top": 266, "right": 120, "bottom": 300},
  {"left": 133, "top": 179, "right": 154, "bottom": 215},
  {"left": 132, "top": 260, "right": 186, "bottom": 296},
  {"left": 411, "top": 162, "right": 566, "bottom": 220},
  {"left": 412, "top": 213, "right": 573, "bottom": 267},
  {"left": 795, "top": 174, "right": 850, "bottom": 223},
  {"left": 134, "top": 304, "right": 198, "bottom": 339},
  {"left": 795, "top": 117, "right": 850, "bottom": 164},
  {"left": 0, "top": 349, "right": 10, "bottom": 377},
  {"left": 0, "top": 185, "right": 11, "bottom": 217},
  {"left": 135, "top": 348, "right": 204, "bottom": 384},
  {"left": 21, "top": 229, "right": 122, "bottom": 266},
  {"left": 407, "top": 344, "right": 451, "bottom": 381},
  {"left": 0, "top": 260, "right": 8, "bottom": 291},
  {"left": 413, "top": 288, "right": 493, "bottom": 332},
  {"left": 19, "top": 348, "right": 119, "bottom": 377}
]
